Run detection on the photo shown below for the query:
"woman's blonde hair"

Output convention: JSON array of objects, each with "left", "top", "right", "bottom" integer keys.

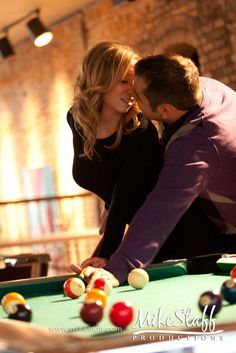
[{"left": 71, "top": 41, "right": 141, "bottom": 159}]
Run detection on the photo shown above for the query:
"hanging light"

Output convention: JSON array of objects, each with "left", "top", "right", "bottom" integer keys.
[
  {"left": 0, "top": 36, "right": 14, "bottom": 58},
  {"left": 27, "top": 17, "right": 53, "bottom": 47},
  {"left": 0, "top": 8, "right": 53, "bottom": 59}
]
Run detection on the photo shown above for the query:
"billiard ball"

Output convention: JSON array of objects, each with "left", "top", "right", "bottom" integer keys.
[
  {"left": 221, "top": 279, "right": 236, "bottom": 304},
  {"left": 93, "top": 278, "right": 112, "bottom": 295},
  {"left": 93, "top": 278, "right": 106, "bottom": 290},
  {"left": 198, "top": 291, "right": 222, "bottom": 316},
  {"left": 63, "top": 277, "right": 85, "bottom": 299},
  {"left": 128, "top": 269, "right": 149, "bottom": 289},
  {"left": 230, "top": 266, "right": 236, "bottom": 279},
  {"left": 80, "top": 300, "right": 103, "bottom": 326},
  {"left": 1, "top": 292, "right": 26, "bottom": 315},
  {"left": 8, "top": 303, "right": 32, "bottom": 322},
  {"left": 85, "top": 288, "right": 107, "bottom": 308},
  {"left": 109, "top": 301, "right": 134, "bottom": 328}
]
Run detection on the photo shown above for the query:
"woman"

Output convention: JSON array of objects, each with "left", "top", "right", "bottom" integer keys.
[{"left": 67, "top": 42, "right": 163, "bottom": 268}]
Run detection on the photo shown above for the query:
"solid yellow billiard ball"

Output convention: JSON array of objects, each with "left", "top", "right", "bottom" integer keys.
[
  {"left": 1, "top": 292, "right": 26, "bottom": 315},
  {"left": 128, "top": 269, "right": 149, "bottom": 289},
  {"left": 85, "top": 288, "right": 107, "bottom": 308}
]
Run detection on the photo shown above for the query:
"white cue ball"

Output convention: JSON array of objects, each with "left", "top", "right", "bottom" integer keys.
[{"left": 128, "top": 268, "right": 149, "bottom": 289}]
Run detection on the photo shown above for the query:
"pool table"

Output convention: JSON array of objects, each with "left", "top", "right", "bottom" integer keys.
[{"left": 0, "top": 261, "right": 236, "bottom": 353}]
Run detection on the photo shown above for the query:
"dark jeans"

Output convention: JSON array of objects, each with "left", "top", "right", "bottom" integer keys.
[{"left": 152, "top": 200, "right": 236, "bottom": 263}]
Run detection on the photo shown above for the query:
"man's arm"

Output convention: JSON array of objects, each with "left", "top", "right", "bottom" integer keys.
[{"left": 105, "top": 133, "right": 219, "bottom": 283}]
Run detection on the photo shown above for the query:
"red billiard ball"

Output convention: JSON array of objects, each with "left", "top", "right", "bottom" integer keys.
[
  {"left": 198, "top": 291, "right": 222, "bottom": 316},
  {"left": 93, "top": 278, "right": 112, "bottom": 295},
  {"left": 8, "top": 303, "right": 32, "bottom": 322},
  {"left": 93, "top": 278, "right": 106, "bottom": 291},
  {"left": 109, "top": 301, "right": 134, "bottom": 328},
  {"left": 221, "top": 279, "right": 236, "bottom": 304},
  {"left": 80, "top": 300, "right": 103, "bottom": 326},
  {"left": 230, "top": 266, "right": 236, "bottom": 279},
  {"left": 63, "top": 278, "right": 85, "bottom": 299}
]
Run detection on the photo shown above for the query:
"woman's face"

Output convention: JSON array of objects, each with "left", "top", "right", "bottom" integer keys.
[{"left": 102, "top": 64, "right": 135, "bottom": 115}]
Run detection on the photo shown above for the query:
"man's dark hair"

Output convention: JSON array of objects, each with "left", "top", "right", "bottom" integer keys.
[{"left": 134, "top": 54, "right": 201, "bottom": 111}]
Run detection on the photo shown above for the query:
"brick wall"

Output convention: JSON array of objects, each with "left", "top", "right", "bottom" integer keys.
[{"left": 0, "top": 0, "right": 235, "bottom": 221}]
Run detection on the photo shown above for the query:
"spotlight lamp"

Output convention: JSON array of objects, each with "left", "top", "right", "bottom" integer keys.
[
  {"left": 27, "top": 17, "right": 53, "bottom": 47},
  {"left": 0, "top": 36, "right": 14, "bottom": 58},
  {"left": 0, "top": 8, "right": 53, "bottom": 59}
]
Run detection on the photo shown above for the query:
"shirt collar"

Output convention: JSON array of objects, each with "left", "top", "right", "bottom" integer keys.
[{"left": 162, "top": 104, "right": 202, "bottom": 146}]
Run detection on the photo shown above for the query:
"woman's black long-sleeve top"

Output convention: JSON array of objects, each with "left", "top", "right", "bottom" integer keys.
[{"left": 67, "top": 111, "right": 163, "bottom": 259}]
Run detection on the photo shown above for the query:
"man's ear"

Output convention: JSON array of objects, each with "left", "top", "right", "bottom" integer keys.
[{"left": 158, "top": 103, "right": 177, "bottom": 121}]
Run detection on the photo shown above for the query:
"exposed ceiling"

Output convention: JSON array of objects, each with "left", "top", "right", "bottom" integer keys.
[{"left": 0, "top": 0, "right": 93, "bottom": 46}]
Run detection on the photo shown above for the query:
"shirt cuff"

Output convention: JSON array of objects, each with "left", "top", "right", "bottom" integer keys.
[{"left": 105, "top": 253, "right": 134, "bottom": 284}]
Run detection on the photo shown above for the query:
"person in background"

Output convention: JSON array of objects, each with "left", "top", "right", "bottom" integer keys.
[
  {"left": 67, "top": 42, "right": 162, "bottom": 270},
  {"left": 73, "top": 53, "right": 236, "bottom": 288}
]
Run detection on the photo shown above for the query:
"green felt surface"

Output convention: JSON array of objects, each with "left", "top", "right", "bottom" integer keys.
[{"left": 0, "top": 267, "right": 235, "bottom": 336}]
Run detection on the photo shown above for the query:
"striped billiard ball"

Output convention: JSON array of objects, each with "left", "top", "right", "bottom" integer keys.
[{"left": 63, "top": 277, "right": 85, "bottom": 299}]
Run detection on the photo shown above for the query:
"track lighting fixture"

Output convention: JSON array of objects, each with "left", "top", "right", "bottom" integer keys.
[
  {"left": 0, "top": 36, "right": 14, "bottom": 58},
  {"left": 27, "top": 16, "right": 53, "bottom": 47},
  {"left": 0, "top": 8, "right": 53, "bottom": 59}
]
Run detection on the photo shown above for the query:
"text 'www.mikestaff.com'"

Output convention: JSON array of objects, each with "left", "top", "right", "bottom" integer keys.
[{"left": 48, "top": 326, "right": 122, "bottom": 334}]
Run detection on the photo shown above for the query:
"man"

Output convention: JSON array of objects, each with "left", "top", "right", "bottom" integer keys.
[{"left": 72, "top": 54, "right": 236, "bottom": 288}]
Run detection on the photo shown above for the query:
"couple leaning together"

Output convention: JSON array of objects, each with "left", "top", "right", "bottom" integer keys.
[{"left": 67, "top": 41, "right": 236, "bottom": 288}]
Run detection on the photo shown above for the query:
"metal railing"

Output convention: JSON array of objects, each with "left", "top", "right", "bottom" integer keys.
[{"left": 0, "top": 192, "right": 101, "bottom": 274}]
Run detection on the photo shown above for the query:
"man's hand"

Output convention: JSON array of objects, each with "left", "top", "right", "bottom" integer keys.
[
  {"left": 80, "top": 257, "right": 107, "bottom": 269},
  {"left": 70, "top": 264, "right": 119, "bottom": 291}
]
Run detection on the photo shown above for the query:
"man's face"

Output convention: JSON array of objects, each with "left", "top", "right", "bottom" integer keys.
[{"left": 134, "top": 76, "right": 162, "bottom": 121}]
